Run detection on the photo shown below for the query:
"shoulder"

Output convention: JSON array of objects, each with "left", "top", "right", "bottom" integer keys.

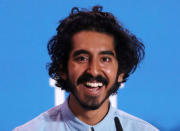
[
  {"left": 13, "top": 104, "right": 63, "bottom": 131},
  {"left": 113, "top": 108, "right": 159, "bottom": 131}
]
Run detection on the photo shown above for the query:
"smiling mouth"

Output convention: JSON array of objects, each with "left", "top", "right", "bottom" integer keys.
[{"left": 84, "top": 81, "right": 103, "bottom": 88}]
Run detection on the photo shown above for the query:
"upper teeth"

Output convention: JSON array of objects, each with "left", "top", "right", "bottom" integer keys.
[{"left": 86, "top": 82, "right": 103, "bottom": 87}]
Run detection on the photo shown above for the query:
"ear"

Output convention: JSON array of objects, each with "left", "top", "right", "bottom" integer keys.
[
  {"left": 59, "top": 72, "right": 67, "bottom": 80},
  {"left": 117, "top": 73, "right": 124, "bottom": 83},
  {"left": 59, "top": 64, "right": 67, "bottom": 80}
]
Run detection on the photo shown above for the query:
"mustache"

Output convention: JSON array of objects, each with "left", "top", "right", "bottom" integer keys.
[{"left": 77, "top": 73, "right": 108, "bottom": 86}]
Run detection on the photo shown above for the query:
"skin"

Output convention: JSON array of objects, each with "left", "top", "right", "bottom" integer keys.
[{"left": 61, "top": 31, "right": 124, "bottom": 125}]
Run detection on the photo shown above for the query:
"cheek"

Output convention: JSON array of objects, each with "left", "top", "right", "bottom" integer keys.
[
  {"left": 102, "top": 62, "right": 118, "bottom": 80},
  {"left": 68, "top": 62, "right": 85, "bottom": 83},
  {"left": 103, "top": 61, "right": 118, "bottom": 72},
  {"left": 105, "top": 68, "right": 117, "bottom": 79}
]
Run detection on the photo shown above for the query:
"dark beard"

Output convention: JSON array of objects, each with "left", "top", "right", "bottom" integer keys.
[
  {"left": 65, "top": 73, "right": 121, "bottom": 110},
  {"left": 72, "top": 82, "right": 120, "bottom": 110}
]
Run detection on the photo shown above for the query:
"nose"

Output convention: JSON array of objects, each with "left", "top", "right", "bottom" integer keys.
[{"left": 86, "top": 58, "right": 100, "bottom": 77}]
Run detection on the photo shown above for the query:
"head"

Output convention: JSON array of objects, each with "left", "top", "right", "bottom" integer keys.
[{"left": 47, "top": 6, "right": 145, "bottom": 109}]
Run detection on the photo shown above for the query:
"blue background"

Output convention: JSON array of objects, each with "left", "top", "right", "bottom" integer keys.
[{"left": 0, "top": 0, "right": 179, "bottom": 131}]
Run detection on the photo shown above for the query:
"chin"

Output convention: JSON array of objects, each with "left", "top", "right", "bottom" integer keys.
[{"left": 73, "top": 93, "right": 109, "bottom": 110}]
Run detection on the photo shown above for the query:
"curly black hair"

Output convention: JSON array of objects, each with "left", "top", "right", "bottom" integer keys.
[{"left": 47, "top": 6, "right": 145, "bottom": 91}]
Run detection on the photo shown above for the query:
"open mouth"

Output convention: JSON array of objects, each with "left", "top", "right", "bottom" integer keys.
[
  {"left": 85, "top": 81, "right": 103, "bottom": 88},
  {"left": 81, "top": 81, "right": 105, "bottom": 96}
]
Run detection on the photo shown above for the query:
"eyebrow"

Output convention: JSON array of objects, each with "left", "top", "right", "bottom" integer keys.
[
  {"left": 72, "top": 50, "right": 115, "bottom": 57},
  {"left": 73, "top": 50, "right": 90, "bottom": 57},
  {"left": 100, "top": 51, "right": 115, "bottom": 56}
]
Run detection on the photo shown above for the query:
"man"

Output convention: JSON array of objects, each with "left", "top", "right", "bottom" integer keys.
[{"left": 14, "top": 6, "right": 159, "bottom": 131}]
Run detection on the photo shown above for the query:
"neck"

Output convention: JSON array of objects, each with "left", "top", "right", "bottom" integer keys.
[{"left": 68, "top": 94, "right": 110, "bottom": 125}]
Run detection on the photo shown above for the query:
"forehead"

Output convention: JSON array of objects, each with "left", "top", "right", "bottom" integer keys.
[{"left": 71, "top": 31, "right": 115, "bottom": 52}]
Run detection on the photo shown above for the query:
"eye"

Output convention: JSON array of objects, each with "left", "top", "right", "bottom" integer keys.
[
  {"left": 75, "top": 56, "right": 89, "bottom": 63},
  {"left": 101, "top": 56, "right": 112, "bottom": 63}
]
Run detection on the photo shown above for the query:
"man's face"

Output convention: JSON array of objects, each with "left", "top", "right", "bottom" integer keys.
[{"left": 66, "top": 31, "right": 123, "bottom": 110}]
